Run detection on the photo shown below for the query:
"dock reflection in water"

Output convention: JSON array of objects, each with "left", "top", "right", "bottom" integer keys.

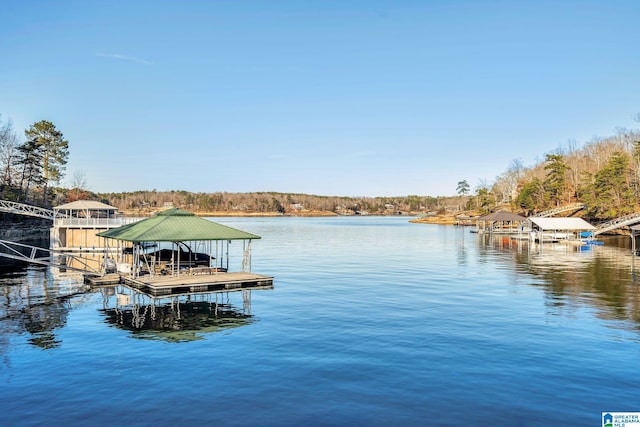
[
  {"left": 98, "top": 286, "right": 256, "bottom": 342},
  {"left": 475, "top": 232, "right": 640, "bottom": 329}
]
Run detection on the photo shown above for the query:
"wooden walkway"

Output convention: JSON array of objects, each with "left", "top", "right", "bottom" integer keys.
[
  {"left": 87, "top": 271, "right": 273, "bottom": 297},
  {"left": 592, "top": 212, "right": 640, "bottom": 236},
  {"left": 533, "top": 203, "right": 585, "bottom": 217}
]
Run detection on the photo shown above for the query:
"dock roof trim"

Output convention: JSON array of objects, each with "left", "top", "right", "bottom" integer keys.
[
  {"left": 54, "top": 200, "right": 117, "bottom": 210},
  {"left": 96, "top": 208, "right": 261, "bottom": 242},
  {"left": 529, "top": 217, "right": 595, "bottom": 230}
]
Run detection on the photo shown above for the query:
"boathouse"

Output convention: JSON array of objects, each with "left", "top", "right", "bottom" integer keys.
[
  {"left": 52, "top": 200, "right": 121, "bottom": 250},
  {"left": 474, "top": 211, "right": 527, "bottom": 234},
  {"left": 528, "top": 217, "right": 595, "bottom": 242},
  {"left": 95, "top": 208, "right": 272, "bottom": 296},
  {"left": 51, "top": 200, "right": 138, "bottom": 271}
]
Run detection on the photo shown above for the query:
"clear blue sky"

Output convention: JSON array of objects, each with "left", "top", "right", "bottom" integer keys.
[{"left": 1, "top": 1, "right": 638, "bottom": 197}]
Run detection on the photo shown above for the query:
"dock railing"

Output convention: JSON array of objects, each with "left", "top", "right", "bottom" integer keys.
[{"left": 53, "top": 217, "right": 142, "bottom": 227}]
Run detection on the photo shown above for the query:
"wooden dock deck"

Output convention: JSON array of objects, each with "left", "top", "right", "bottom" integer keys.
[{"left": 87, "top": 271, "right": 273, "bottom": 297}]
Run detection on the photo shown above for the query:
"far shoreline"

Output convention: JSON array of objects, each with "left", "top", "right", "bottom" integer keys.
[
  {"left": 121, "top": 209, "right": 339, "bottom": 218},
  {"left": 120, "top": 208, "right": 423, "bottom": 218}
]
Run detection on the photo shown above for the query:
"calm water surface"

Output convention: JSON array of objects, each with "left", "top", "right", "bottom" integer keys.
[{"left": 1, "top": 216, "right": 640, "bottom": 426}]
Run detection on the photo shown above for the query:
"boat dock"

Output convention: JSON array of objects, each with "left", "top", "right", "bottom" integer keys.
[
  {"left": 0, "top": 201, "right": 275, "bottom": 298},
  {"left": 86, "top": 271, "right": 274, "bottom": 297}
]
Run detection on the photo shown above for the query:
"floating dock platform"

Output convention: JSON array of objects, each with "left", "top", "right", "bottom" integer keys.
[{"left": 86, "top": 271, "right": 274, "bottom": 297}]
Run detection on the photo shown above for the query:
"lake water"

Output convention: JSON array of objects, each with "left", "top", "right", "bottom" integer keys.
[{"left": 1, "top": 216, "right": 639, "bottom": 426}]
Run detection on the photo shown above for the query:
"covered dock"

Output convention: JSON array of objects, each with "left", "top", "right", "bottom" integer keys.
[
  {"left": 528, "top": 217, "right": 595, "bottom": 243},
  {"left": 474, "top": 211, "right": 528, "bottom": 235},
  {"left": 94, "top": 208, "right": 273, "bottom": 296}
]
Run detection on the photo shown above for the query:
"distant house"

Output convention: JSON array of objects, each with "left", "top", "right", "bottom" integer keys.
[
  {"left": 290, "top": 203, "right": 304, "bottom": 211},
  {"left": 384, "top": 204, "right": 395, "bottom": 210},
  {"left": 162, "top": 202, "right": 174, "bottom": 208}
]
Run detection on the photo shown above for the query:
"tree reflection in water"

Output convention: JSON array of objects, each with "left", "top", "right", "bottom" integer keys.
[
  {"left": 99, "top": 286, "right": 255, "bottom": 342},
  {"left": 0, "top": 266, "right": 90, "bottom": 351}
]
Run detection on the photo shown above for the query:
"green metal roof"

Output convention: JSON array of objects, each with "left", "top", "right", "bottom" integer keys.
[{"left": 96, "top": 208, "right": 261, "bottom": 242}]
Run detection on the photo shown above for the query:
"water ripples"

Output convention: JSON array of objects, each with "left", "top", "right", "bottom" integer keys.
[{"left": 2, "top": 217, "right": 640, "bottom": 426}]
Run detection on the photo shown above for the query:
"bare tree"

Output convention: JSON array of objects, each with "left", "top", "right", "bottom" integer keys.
[
  {"left": 70, "top": 170, "right": 88, "bottom": 199},
  {"left": 501, "top": 159, "right": 524, "bottom": 203},
  {"left": 0, "top": 115, "right": 18, "bottom": 187}
]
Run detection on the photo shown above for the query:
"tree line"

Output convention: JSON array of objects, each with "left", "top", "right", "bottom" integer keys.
[
  {"left": 458, "top": 124, "right": 640, "bottom": 220},
  {"left": 97, "top": 189, "right": 452, "bottom": 216}
]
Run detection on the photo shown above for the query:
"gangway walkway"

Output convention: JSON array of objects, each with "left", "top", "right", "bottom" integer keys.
[
  {"left": 592, "top": 213, "right": 640, "bottom": 236},
  {"left": 0, "top": 200, "right": 65, "bottom": 220},
  {"left": 533, "top": 203, "right": 585, "bottom": 217},
  {"left": 0, "top": 239, "right": 101, "bottom": 275}
]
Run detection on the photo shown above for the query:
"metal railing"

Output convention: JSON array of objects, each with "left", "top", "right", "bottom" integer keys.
[
  {"left": 0, "top": 200, "right": 60, "bottom": 220},
  {"left": 54, "top": 218, "right": 122, "bottom": 227},
  {"left": 52, "top": 216, "right": 142, "bottom": 227},
  {"left": 0, "top": 238, "right": 101, "bottom": 274},
  {"left": 592, "top": 213, "right": 640, "bottom": 236}
]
